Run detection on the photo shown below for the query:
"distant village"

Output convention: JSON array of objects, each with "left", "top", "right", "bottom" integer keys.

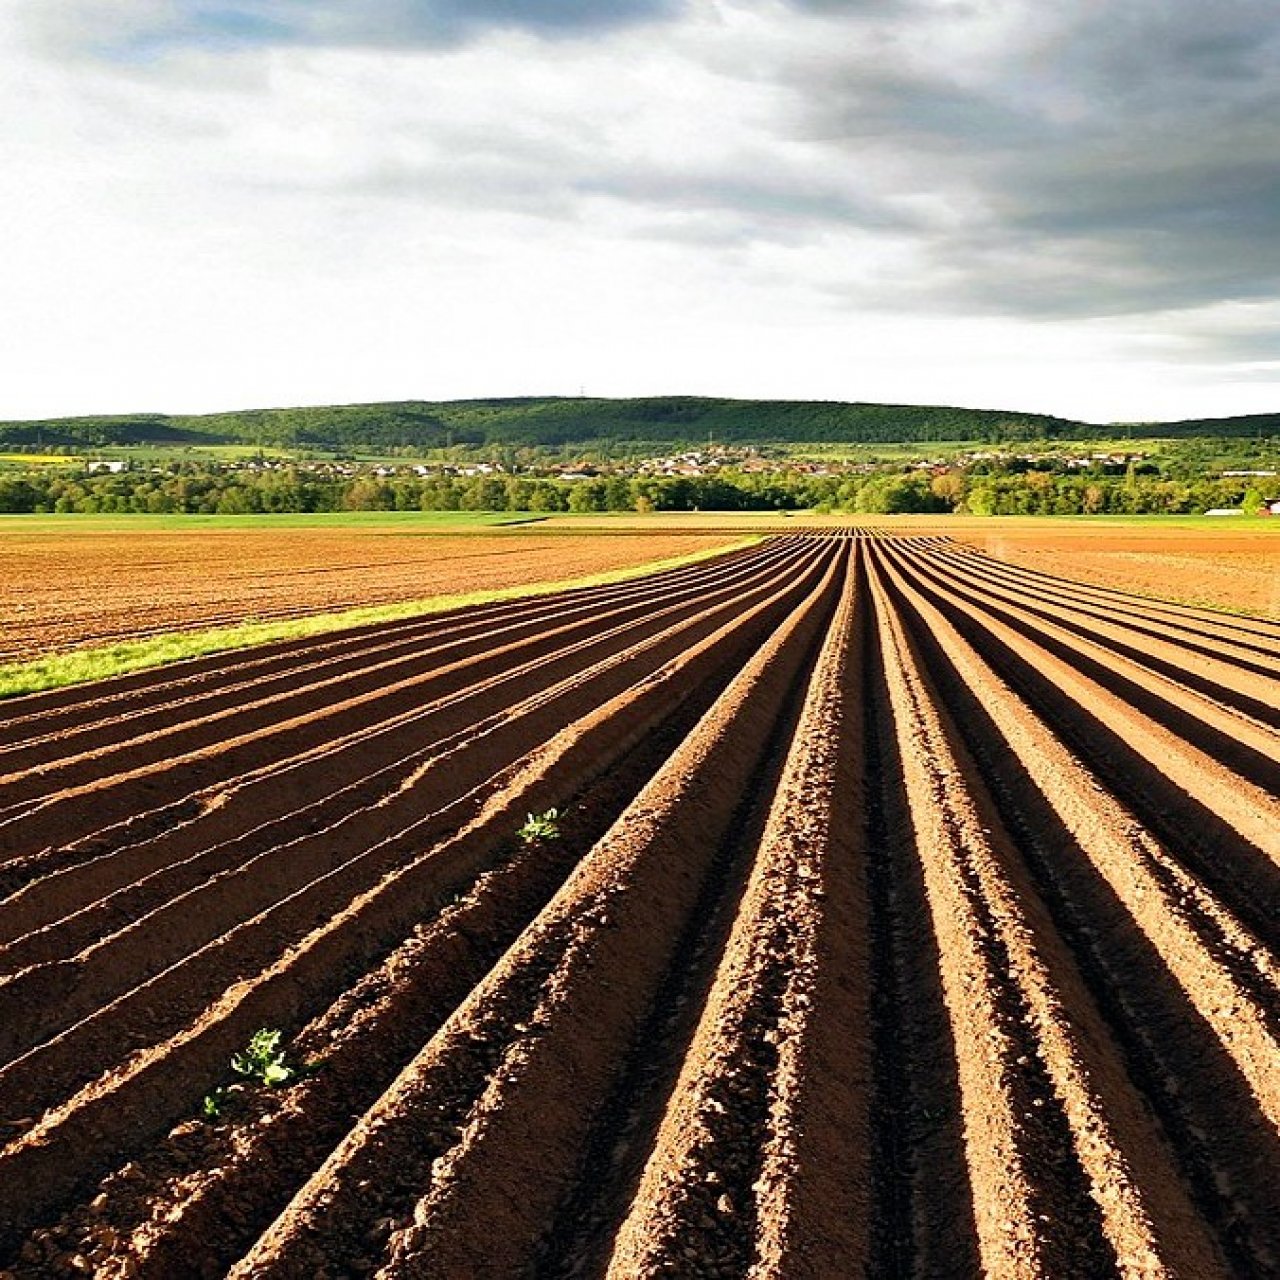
[{"left": 86, "top": 444, "right": 1163, "bottom": 482}]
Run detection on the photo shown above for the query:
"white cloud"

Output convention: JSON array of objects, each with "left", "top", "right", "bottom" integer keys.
[{"left": 1, "top": 0, "right": 1278, "bottom": 422}]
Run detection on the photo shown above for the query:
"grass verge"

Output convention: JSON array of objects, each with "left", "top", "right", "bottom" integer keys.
[
  {"left": 0, "top": 536, "right": 764, "bottom": 700},
  {"left": 0, "top": 511, "right": 542, "bottom": 533}
]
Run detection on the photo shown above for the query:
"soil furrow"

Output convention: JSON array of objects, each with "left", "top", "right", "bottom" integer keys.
[
  {"left": 948, "top": 543, "right": 1280, "bottom": 651},
  {"left": 0, "top": 542, "right": 840, "bottom": 1253},
  {"left": 225, "top": 546, "right": 846, "bottom": 1279},
  {"left": 867, "top": 548, "right": 1225, "bottom": 1278},
  {"left": 922, "top": 545, "right": 1280, "bottom": 728},
  {"left": 8, "top": 653, "right": 739, "bottom": 1280},
  {"left": 0, "top": 528, "right": 1270, "bottom": 1278},
  {"left": 536, "top": 624, "right": 818, "bottom": 1280},
  {"left": 0, "top": 546, "right": 780, "bottom": 805},
  {"left": 861, "top": 575, "right": 981, "bottom": 1279},
  {"left": 0, "top": 541, "right": 816, "bottom": 868},
  {"left": 875, "top": 550, "right": 1280, "bottom": 1274},
  {"left": 0, "top": 542, "right": 815, "bottom": 953},
  {"left": 878, "top": 546, "right": 1280, "bottom": 942},
  {"left": 0, "top": 539, "right": 777, "bottom": 737},
  {"left": 896, "top": 544, "right": 1280, "bottom": 781},
  {"left": 595, "top": 547, "right": 870, "bottom": 1279},
  {"left": 0, "top": 550, "right": 831, "bottom": 1103}
]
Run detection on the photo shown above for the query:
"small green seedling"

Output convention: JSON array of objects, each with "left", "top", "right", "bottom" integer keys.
[
  {"left": 200, "top": 1029, "right": 313, "bottom": 1121},
  {"left": 231, "top": 1028, "right": 297, "bottom": 1088},
  {"left": 518, "top": 808, "right": 561, "bottom": 844}
]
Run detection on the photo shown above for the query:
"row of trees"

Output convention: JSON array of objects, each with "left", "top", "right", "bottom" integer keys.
[
  {"left": 0, "top": 469, "right": 842, "bottom": 515},
  {"left": 0, "top": 465, "right": 1268, "bottom": 516}
]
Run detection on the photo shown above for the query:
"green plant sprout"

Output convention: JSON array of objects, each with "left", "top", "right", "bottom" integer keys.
[
  {"left": 200, "top": 1029, "right": 316, "bottom": 1121},
  {"left": 519, "top": 808, "right": 561, "bottom": 844},
  {"left": 231, "top": 1028, "right": 298, "bottom": 1087}
]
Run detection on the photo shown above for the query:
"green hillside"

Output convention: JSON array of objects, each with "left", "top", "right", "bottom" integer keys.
[
  {"left": 1127, "top": 411, "right": 1280, "bottom": 439},
  {"left": 0, "top": 396, "right": 1274, "bottom": 451}
]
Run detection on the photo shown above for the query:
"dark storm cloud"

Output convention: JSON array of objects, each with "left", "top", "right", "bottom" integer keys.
[
  {"left": 785, "top": 0, "right": 1280, "bottom": 321},
  {"left": 1048, "top": 0, "right": 1280, "bottom": 107},
  {"left": 908, "top": 147, "right": 1280, "bottom": 321}
]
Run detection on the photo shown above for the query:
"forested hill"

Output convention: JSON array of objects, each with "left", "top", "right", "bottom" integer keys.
[
  {"left": 1145, "top": 411, "right": 1280, "bottom": 438},
  {"left": 0, "top": 396, "right": 1274, "bottom": 450}
]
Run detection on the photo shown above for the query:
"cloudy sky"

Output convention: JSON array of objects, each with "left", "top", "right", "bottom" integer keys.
[{"left": 3, "top": 0, "right": 1279, "bottom": 423}]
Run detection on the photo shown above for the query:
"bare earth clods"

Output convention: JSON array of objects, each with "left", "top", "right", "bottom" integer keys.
[{"left": 1, "top": 532, "right": 1277, "bottom": 1278}]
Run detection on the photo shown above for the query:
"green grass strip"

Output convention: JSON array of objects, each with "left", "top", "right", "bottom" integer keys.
[{"left": 0, "top": 537, "right": 764, "bottom": 700}]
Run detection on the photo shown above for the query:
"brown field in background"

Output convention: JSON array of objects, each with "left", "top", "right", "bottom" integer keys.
[
  {"left": 954, "top": 528, "right": 1280, "bottom": 617},
  {"left": 0, "top": 526, "right": 739, "bottom": 660}
]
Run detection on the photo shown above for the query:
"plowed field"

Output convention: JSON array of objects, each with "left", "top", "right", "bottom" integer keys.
[
  {"left": 0, "top": 533, "right": 1276, "bottom": 1278},
  {"left": 0, "top": 526, "right": 737, "bottom": 660},
  {"left": 957, "top": 529, "right": 1280, "bottom": 619}
]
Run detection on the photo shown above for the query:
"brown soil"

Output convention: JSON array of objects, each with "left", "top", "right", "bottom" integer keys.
[
  {"left": 549, "top": 516, "right": 1280, "bottom": 620},
  {"left": 956, "top": 530, "right": 1280, "bottom": 619},
  {"left": 0, "top": 526, "right": 738, "bottom": 660},
  {"left": 0, "top": 532, "right": 1276, "bottom": 1278}
]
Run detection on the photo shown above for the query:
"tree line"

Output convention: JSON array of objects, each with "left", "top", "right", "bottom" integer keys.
[{"left": 0, "top": 464, "right": 1269, "bottom": 516}]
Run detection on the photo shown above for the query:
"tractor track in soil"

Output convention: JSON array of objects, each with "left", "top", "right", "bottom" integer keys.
[{"left": 0, "top": 531, "right": 1275, "bottom": 1278}]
